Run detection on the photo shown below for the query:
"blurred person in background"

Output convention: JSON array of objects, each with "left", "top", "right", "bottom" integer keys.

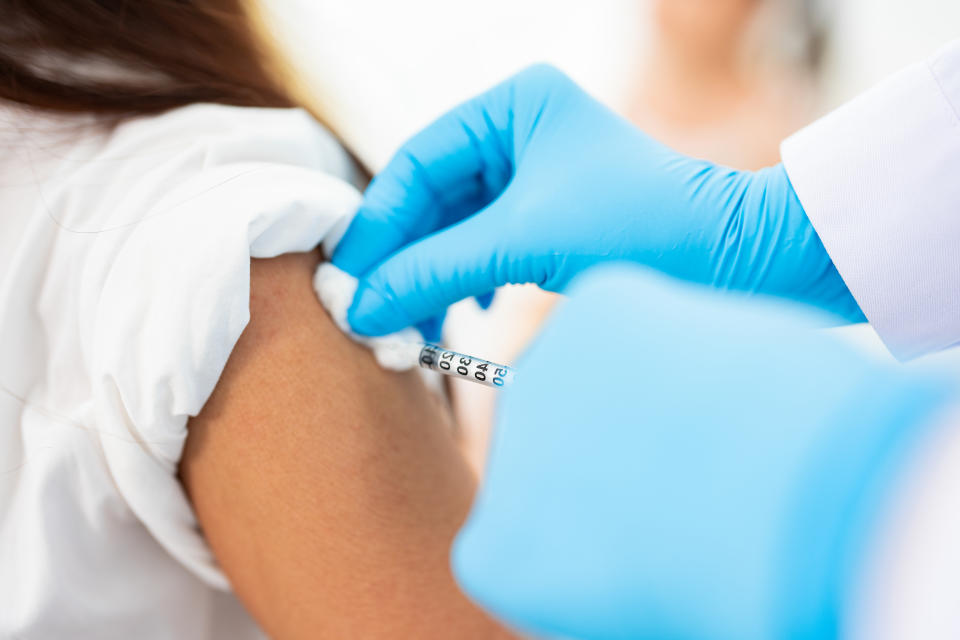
[
  {"left": 628, "top": 0, "right": 830, "bottom": 170},
  {"left": 0, "top": 1, "right": 513, "bottom": 638}
]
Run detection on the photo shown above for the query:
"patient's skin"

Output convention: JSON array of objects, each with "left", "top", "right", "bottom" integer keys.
[{"left": 179, "top": 251, "right": 513, "bottom": 639}]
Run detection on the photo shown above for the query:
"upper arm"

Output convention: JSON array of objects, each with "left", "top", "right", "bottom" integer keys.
[{"left": 179, "top": 251, "right": 511, "bottom": 638}]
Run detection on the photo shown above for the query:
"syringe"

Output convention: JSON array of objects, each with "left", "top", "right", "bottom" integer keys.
[{"left": 416, "top": 343, "right": 516, "bottom": 388}]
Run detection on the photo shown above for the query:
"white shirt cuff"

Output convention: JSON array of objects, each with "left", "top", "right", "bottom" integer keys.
[{"left": 781, "top": 40, "right": 960, "bottom": 360}]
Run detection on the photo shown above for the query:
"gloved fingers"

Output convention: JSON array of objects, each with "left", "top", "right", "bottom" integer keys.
[
  {"left": 332, "top": 90, "right": 515, "bottom": 277},
  {"left": 475, "top": 290, "right": 496, "bottom": 310},
  {"left": 332, "top": 63, "right": 583, "bottom": 279},
  {"left": 344, "top": 206, "right": 517, "bottom": 336},
  {"left": 415, "top": 312, "right": 446, "bottom": 344}
]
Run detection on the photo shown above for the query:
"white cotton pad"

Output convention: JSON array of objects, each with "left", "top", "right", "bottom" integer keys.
[{"left": 313, "top": 263, "right": 423, "bottom": 371}]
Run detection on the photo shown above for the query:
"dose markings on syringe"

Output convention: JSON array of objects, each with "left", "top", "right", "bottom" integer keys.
[{"left": 418, "top": 344, "right": 514, "bottom": 388}]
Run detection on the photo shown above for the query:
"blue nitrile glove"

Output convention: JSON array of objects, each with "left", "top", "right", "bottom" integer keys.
[
  {"left": 451, "top": 264, "right": 951, "bottom": 640},
  {"left": 332, "top": 64, "right": 864, "bottom": 337}
]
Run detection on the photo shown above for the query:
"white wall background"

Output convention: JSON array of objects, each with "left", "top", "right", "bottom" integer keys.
[
  {"left": 269, "top": 0, "right": 960, "bottom": 168},
  {"left": 819, "top": 0, "right": 960, "bottom": 112},
  {"left": 268, "top": 0, "right": 640, "bottom": 168}
]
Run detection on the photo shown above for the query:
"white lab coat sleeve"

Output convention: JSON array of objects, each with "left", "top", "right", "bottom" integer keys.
[{"left": 781, "top": 39, "right": 960, "bottom": 360}]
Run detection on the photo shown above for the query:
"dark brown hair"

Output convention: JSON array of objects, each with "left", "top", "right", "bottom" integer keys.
[{"left": 0, "top": 0, "right": 308, "bottom": 116}]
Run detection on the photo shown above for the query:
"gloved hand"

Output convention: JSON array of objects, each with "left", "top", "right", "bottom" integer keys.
[
  {"left": 451, "top": 264, "right": 950, "bottom": 640},
  {"left": 332, "top": 64, "right": 864, "bottom": 337}
]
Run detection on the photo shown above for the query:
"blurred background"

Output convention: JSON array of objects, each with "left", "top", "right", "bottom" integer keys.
[
  {"left": 265, "top": 0, "right": 960, "bottom": 464},
  {"left": 269, "top": 0, "right": 960, "bottom": 168}
]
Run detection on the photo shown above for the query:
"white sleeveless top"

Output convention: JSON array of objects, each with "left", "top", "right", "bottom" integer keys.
[{"left": 0, "top": 103, "right": 362, "bottom": 638}]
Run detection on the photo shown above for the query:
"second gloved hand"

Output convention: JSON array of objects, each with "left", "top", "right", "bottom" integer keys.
[
  {"left": 452, "top": 265, "right": 949, "bottom": 640},
  {"left": 333, "top": 64, "right": 863, "bottom": 336}
]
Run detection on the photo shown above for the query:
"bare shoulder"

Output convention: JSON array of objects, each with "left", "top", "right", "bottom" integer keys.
[{"left": 180, "top": 251, "right": 511, "bottom": 639}]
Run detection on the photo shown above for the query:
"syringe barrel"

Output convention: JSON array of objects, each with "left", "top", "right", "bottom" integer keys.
[{"left": 417, "top": 343, "right": 516, "bottom": 388}]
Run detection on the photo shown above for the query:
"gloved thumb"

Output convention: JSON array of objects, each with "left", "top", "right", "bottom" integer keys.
[{"left": 346, "top": 207, "right": 515, "bottom": 336}]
